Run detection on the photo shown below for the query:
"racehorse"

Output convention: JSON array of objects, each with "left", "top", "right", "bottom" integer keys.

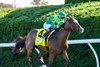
[{"left": 12, "top": 16, "right": 84, "bottom": 67}]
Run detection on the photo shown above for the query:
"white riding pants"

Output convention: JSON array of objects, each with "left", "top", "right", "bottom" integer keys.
[{"left": 43, "top": 22, "right": 51, "bottom": 30}]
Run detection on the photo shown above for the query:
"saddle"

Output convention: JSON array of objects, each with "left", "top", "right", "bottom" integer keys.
[{"left": 35, "top": 28, "right": 54, "bottom": 46}]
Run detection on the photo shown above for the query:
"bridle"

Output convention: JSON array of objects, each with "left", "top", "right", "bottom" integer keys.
[{"left": 60, "top": 17, "right": 71, "bottom": 31}]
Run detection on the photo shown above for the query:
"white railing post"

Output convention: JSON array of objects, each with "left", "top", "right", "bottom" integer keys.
[{"left": 87, "top": 43, "right": 99, "bottom": 67}]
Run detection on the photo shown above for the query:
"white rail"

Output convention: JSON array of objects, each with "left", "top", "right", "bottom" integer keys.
[
  {"left": 0, "top": 39, "right": 100, "bottom": 47},
  {"left": 0, "top": 39, "right": 100, "bottom": 67},
  {"left": 68, "top": 39, "right": 100, "bottom": 44},
  {"left": 0, "top": 43, "right": 15, "bottom": 47}
]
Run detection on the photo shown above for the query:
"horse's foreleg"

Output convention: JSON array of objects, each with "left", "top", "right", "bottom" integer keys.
[
  {"left": 25, "top": 32, "right": 35, "bottom": 67},
  {"left": 62, "top": 50, "right": 70, "bottom": 67},
  {"left": 65, "top": 40, "right": 68, "bottom": 49},
  {"left": 48, "top": 53, "right": 55, "bottom": 67}
]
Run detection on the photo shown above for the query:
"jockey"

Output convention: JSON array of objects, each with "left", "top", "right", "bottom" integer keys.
[
  {"left": 38, "top": 11, "right": 66, "bottom": 42},
  {"left": 43, "top": 11, "right": 66, "bottom": 37}
]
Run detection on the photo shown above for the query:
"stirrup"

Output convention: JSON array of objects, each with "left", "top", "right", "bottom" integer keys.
[
  {"left": 42, "top": 32, "right": 48, "bottom": 38},
  {"left": 42, "top": 34, "right": 46, "bottom": 38}
]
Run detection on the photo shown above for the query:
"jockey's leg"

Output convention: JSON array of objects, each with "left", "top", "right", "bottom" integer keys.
[
  {"left": 43, "top": 22, "right": 51, "bottom": 38},
  {"left": 43, "top": 29, "right": 51, "bottom": 38}
]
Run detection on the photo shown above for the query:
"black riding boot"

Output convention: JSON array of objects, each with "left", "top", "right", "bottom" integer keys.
[{"left": 42, "top": 31, "right": 49, "bottom": 38}]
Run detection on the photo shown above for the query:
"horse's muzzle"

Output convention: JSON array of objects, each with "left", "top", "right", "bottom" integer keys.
[{"left": 79, "top": 27, "right": 84, "bottom": 33}]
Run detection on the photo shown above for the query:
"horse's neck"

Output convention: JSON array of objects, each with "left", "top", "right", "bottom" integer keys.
[
  {"left": 50, "top": 29, "right": 70, "bottom": 45},
  {"left": 58, "top": 30, "right": 70, "bottom": 43}
]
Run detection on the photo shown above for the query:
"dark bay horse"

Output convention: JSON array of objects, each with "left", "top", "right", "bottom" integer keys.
[{"left": 13, "top": 16, "right": 84, "bottom": 67}]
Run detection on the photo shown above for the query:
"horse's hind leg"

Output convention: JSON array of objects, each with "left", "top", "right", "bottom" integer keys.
[
  {"left": 62, "top": 50, "right": 70, "bottom": 67},
  {"left": 27, "top": 48, "right": 33, "bottom": 67},
  {"left": 36, "top": 46, "right": 48, "bottom": 66},
  {"left": 26, "top": 34, "right": 35, "bottom": 67}
]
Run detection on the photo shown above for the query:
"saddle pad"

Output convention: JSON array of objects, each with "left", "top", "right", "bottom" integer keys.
[
  {"left": 35, "top": 28, "right": 55, "bottom": 46},
  {"left": 35, "top": 28, "right": 46, "bottom": 46}
]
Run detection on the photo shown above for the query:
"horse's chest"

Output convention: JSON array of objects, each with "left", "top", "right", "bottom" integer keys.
[{"left": 56, "top": 46, "right": 65, "bottom": 52}]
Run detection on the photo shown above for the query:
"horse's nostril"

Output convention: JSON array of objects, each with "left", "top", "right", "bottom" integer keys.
[
  {"left": 82, "top": 28, "right": 84, "bottom": 33},
  {"left": 77, "top": 26, "right": 84, "bottom": 33}
]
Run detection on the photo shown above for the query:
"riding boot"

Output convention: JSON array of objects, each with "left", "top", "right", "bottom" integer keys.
[
  {"left": 37, "top": 30, "right": 49, "bottom": 42},
  {"left": 42, "top": 30, "right": 49, "bottom": 38},
  {"left": 38, "top": 29, "right": 51, "bottom": 42}
]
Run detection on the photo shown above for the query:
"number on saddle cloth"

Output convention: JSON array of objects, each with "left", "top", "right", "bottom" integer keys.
[{"left": 38, "top": 30, "right": 44, "bottom": 37}]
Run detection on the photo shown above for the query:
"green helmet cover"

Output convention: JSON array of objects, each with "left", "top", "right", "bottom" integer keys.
[{"left": 58, "top": 11, "right": 66, "bottom": 17}]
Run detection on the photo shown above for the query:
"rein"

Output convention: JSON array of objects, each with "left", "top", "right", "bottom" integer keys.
[
  {"left": 60, "top": 18, "right": 68, "bottom": 31},
  {"left": 60, "top": 17, "right": 72, "bottom": 32},
  {"left": 49, "top": 17, "right": 70, "bottom": 38}
]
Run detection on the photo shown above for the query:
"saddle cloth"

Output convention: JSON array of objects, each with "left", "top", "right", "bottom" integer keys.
[{"left": 35, "top": 28, "right": 54, "bottom": 46}]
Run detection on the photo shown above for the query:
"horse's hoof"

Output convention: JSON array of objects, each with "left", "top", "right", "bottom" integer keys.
[
  {"left": 39, "top": 65, "right": 47, "bottom": 67},
  {"left": 42, "top": 65, "right": 47, "bottom": 67},
  {"left": 65, "top": 63, "right": 70, "bottom": 67}
]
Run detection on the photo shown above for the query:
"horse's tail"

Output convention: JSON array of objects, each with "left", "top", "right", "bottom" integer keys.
[
  {"left": 12, "top": 36, "right": 26, "bottom": 61},
  {"left": 15, "top": 36, "right": 26, "bottom": 49},
  {"left": 12, "top": 36, "right": 26, "bottom": 54}
]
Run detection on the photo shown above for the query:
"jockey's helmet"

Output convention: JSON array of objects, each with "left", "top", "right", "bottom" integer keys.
[{"left": 58, "top": 11, "right": 66, "bottom": 19}]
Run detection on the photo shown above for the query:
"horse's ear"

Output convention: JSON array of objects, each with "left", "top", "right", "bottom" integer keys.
[
  {"left": 66, "top": 15, "right": 72, "bottom": 19},
  {"left": 68, "top": 15, "right": 72, "bottom": 18},
  {"left": 68, "top": 15, "right": 74, "bottom": 21},
  {"left": 66, "top": 17, "right": 70, "bottom": 21}
]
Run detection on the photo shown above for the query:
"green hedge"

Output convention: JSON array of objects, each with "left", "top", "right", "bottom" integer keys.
[
  {"left": 0, "top": 2, "right": 100, "bottom": 67},
  {"left": 65, "top": 0, "right": 100, "bottom": 4}
]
